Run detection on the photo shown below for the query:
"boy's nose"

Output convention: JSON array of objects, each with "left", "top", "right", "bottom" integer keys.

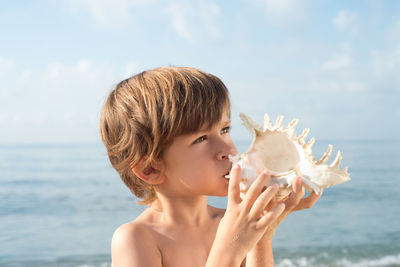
[{"left": 217, "top": 144, "right": 238, "bottom": 160}]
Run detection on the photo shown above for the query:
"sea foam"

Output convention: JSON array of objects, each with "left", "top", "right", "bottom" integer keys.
[{"left": 277, "top": 253, "right": 400, "bottom": 267}]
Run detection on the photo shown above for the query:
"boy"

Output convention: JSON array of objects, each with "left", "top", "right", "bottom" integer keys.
[{"left": 100, "top": 67, "right": 320, "bottom": 267}]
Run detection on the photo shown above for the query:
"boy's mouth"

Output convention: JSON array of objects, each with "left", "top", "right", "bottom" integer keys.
[{"left": 224, "top": 166, "right": 232, "bottom": 179}]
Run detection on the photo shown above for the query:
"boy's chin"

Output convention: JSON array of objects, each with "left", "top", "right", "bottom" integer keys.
[{"left": 213, "top": 187, "right": 229, "bottom": 197}]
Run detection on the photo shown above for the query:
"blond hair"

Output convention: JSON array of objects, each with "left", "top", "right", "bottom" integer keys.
[{"left": 100, "top": 66, "right": 230, "bottom": 204}]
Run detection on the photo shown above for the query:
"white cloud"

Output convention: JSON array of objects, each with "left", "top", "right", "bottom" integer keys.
[
  {"left": 122, "top": 62, "right": 141, "bottom": 79},
  {"left": 165, "top": 1, "right": 221, "bottom": 42},
  {"left": 263, "top": 0, "right": 298, "bottom": 17},
  {"left": 0, "top": 57, "right": 15, "bottom": 74},
  {"left": 255, "top": 0, "right": 308, "bottom": 25},
  {"left": 333, "top": 10, "right": 359, "bottom": 34},
  {"left": 367, "top": 20, "right": 400, "bottom": 89},
  {"left": 370, "top": 47, "right": 400, "bottom": 92},
  {"left": 42, "top": 59, "right": 109, "bottom": 87},
  {"left": 19, "top": 70, "right": 32, "bottom": 83},
  {"left": 0, "top": 58, "right": 139, "bottom": 143},
  {"left": 322, "top": 55, "right": 351, "bottom": 70},
  {"left": 322, "top": 42, "right": 352, "bottom": 71},
  {"left": 308, "top": 43, "right": 368, "bottom": 92},
  {"left": 65, "top": 0, "right": 221, "bottom": 42},
  {"left": 371, "top": 47, "right": 400, "bottom": 74},
  {"left": 387, "top": 20, "right": 400, "bottom": 43},
  {"left": 309, "top": 79, "right": 367, "bottom": 92},
  {"left": 65, "top": 0, "right": 156, "bottom": 28},
  {"left": 43, "top": 63, "right": 63, "bottom": 81},
  {"left": 313, "top": 29, "right": 400, "bottom": 94},
  {"left": 200, "top": 2, "right": 220, "bottom": 39},
  {"left": 166, "top": 3, "right": 195, "bottom": 42}
]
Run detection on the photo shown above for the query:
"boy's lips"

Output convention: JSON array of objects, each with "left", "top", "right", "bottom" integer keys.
[{"left": 223, "top": 165, "right": 233, "bottom": 179}]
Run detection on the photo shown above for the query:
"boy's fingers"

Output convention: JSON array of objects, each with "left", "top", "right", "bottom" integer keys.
[
  {"left": 242, "top": 170, "right": 272, "bottom": 211},
  {"left": 257, "top": 202, "right": 285, "bottom": 229},
  {"left": 293, "top": 190, "right": 322, "bottom": 211},
  {"left": 249, "top": 183, "right": 279, "bottom": 219},
  {"left": 227, "top": 164, "right": 242, "bottom": 206},
  {"left": 293, "top": 176, "right": 303, "bottom": 193},
  {"left": 285, "top": 176, "right": 304, "bottom": 210}
]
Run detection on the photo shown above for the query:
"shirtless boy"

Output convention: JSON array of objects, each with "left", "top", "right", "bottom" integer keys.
[{"left": 100, "top": 66, "right": 320, "bottom": 267}]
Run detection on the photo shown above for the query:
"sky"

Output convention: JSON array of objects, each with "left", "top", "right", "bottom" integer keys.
[{"left": 1, "top": 0, "right": 400, "bottom": 144}]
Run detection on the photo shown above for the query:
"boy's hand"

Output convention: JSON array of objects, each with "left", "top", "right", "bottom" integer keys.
[
  {"left": 245, "top": 176, "right": 322, "bottom": 267},
  {"left": 262, "top": 176, "right": 322, "bottom": 240},
  {"left": 207, "top": 165, "right": 285, "bottom": 266}
]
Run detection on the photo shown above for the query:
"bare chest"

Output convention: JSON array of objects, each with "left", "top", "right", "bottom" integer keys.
[{"left": 157, "top": 228, "right": 216, "bottom": 267}]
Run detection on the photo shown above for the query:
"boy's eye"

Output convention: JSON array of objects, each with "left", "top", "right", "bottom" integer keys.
[
  {"left": 221, "top": 126, "right": 231, "bottom": 134},
  {"left": 193, "top": 135, "right": 207, "bottom": 144}
]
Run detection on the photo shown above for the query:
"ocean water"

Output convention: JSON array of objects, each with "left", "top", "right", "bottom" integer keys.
[{"left": 0, "top": 140, "right": 399, "bottom": 267}]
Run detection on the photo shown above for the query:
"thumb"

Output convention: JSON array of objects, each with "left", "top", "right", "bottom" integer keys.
[{"left": 227, "top": 164, "right": 242, "bottom": 208}]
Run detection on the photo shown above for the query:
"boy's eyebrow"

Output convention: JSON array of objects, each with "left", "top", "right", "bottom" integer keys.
[{"left": 196, "top": 119, "right": 231, "bottom": 133}]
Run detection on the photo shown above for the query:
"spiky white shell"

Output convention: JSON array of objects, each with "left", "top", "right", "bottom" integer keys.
[{"left": 230, "top": 113, "right": 351, "bottom": 201}]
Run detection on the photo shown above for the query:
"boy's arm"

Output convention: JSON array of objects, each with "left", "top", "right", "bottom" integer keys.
[
  {"left": 246, "top": 239, "right": 274, "bottom": 266},
  {"left": 246, "top": 177, "right": 321, "bottom": 266},
  {"left": 111, "top": 223, "right": 162, "bottom": 267}
]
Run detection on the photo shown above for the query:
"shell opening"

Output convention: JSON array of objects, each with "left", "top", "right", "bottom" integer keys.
[{"left": 250, "top": 131, "right": 300, "bottom": 174}]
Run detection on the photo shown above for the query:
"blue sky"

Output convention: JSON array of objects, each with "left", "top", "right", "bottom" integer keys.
[{"left": 1, "top": 0, "right": 399, "bottom": 144}]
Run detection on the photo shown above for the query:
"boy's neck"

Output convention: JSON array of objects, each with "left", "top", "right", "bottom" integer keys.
[{"left": 150, "top": 194, "right": 214, "bottom": 227}]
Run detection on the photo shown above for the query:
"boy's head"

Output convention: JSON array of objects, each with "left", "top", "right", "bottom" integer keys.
[{"left": 100, "top": 66, "right": 230, "bottom": 204}]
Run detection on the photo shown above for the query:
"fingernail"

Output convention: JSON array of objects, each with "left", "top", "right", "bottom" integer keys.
[
  {"left": 292, "top": 177, "right": 301, "bottom": 193},
  {"left": 297, "top": 178, "right": 302, "bottom": 188}
]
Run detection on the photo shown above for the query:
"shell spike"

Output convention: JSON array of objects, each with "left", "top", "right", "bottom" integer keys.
[
  {"left": 274, "top": 115, "right": 284, "bottom": 130},
  {"left": 287, "top": 119, "right": 298, "bottom": 130},
  {"left": 286, "top": 119, "right": 298, "bottom": 137},
  {"left": 240, "top": 113, "right": 262, "bottom": 132},
  {"left": 330, "top": 150, "right": 342, "bottom": 168},
  {"left": 306, "top": 137, "right": 315, "bottom": 150},
  {"left": 318, "top": 144, "right": 333, "bottom": 164},
  {"left": 298, "top": 128, "right": 310, "bottom": 144},
  {"left": 263, "top": 114, "right": 271, "bottom": 132}
]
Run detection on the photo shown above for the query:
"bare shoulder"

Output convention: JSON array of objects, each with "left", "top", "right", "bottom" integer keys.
[
  {"left": 111, "top": 222, "right": 162, "bottom": 267},
  {"left": 112, "top": 222, "right": 153, "bottom": 247}
]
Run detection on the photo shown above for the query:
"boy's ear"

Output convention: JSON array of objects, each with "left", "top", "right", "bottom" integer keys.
[{"left": 131, "top": 160, "right": 165, "bottom": 185}]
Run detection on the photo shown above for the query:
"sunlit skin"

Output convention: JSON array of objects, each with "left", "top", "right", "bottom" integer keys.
[
  {"left": 111, "top": 110, "right": 322, "bottom": 267},
  {"left": 158, "top": 112, "right": 237, "bottom": 199}
]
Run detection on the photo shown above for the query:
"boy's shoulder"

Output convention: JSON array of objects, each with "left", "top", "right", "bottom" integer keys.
[
  {"left": 111, "top": 220, "right": 162, "bottom": 266},
  {"left": 112, "top": 221, "right": 153, "bottom": 244},
  {"left": 112, "top": 208, "right": 157, "bottom": 239}
]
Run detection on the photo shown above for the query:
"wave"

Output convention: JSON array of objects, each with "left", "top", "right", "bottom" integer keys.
[
  {"left": 2, "top": 253, "right": 400, "bottom": 267},
  {"left": 276, "top": 253, "right": 400, "bottom": 267}
]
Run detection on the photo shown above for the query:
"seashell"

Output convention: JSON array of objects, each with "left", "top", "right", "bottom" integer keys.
[{"left": 228, "top": 113, "right": 351, "bottom": 201}]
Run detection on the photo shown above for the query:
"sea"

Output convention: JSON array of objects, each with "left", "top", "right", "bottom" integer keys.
[{"left": 0, "top": 139, "right": 399, "bottom": 267}]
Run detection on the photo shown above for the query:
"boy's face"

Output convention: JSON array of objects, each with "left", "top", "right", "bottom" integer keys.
[{"left": 160, "top": 111, "right": 238, "bottom": 197}]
